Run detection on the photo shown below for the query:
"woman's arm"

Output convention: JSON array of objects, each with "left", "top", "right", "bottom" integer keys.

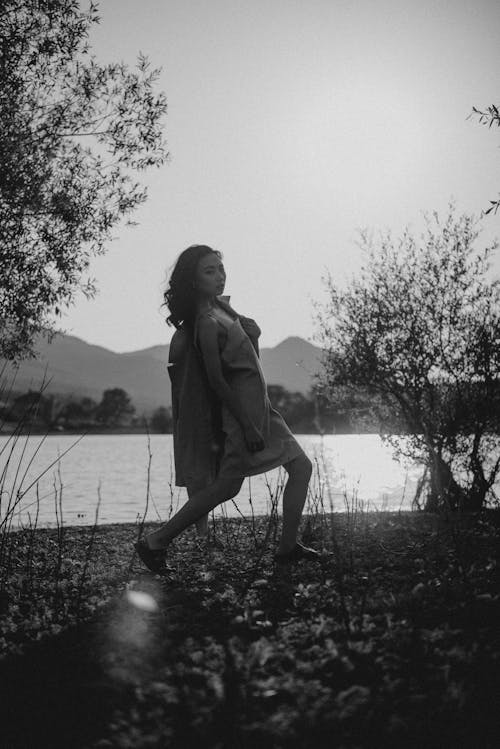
[{"left": 197, "top": 316, "right": 264, "bottom": 450}]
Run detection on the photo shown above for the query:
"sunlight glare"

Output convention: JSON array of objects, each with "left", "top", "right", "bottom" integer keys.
[{"left": 125, "top": 589, "right": 159, "bottom": 613}]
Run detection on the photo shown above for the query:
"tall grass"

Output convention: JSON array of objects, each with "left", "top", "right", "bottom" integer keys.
[
  {"left": 1, "top": 413, "right": 442, "bottom": 653},
  {"left": 0, "top": 381, "right": 99, "bottom": 635}
]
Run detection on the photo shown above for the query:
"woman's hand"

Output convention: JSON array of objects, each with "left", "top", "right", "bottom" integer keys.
[{"left": 243, "top": 423, "right": 265, "bottom": 453}]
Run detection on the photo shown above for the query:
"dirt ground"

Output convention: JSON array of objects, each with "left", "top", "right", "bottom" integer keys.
[{"left": 1, "top": 510, "right": 499, "bottom": 748}]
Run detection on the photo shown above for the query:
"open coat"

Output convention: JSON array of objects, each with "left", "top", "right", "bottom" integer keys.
[{"left": 167, "top": 297, "right": 260, "bottom": 487}]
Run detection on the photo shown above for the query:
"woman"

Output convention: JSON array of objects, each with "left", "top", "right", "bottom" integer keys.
[{"left": 135, "top": 245, "right": 319, "bottom": 572}]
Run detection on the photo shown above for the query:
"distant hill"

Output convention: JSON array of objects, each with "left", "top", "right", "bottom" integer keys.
[{"left": 2, "top": 333, "right": 324, "bottom": 414}]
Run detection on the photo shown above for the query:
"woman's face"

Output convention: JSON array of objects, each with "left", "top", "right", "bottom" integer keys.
[{"left": 194, "top": 253, "right": 226, "bottom": 298}]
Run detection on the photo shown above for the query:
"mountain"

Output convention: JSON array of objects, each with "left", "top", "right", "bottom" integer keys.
[
  {"left": 2, "top": 333, "right": 324, "bottom": 414},
  {"left": 260, "top": 336, "right": 323, "bottom": 394}
]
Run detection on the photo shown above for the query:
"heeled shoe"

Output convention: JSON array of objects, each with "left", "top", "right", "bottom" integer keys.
[
  {"left": 134, "top": 537, "right": 167, "bottom": 574},
  {"left": 274, "top": 541, "right": 321, "bottom": 564}
]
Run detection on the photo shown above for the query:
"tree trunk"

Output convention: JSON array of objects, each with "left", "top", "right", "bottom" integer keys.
[
  {"left": 465, "top": 440, "right": 492, "bottom": 512},
  {"left": 424, "top": 452, "right": 467, "bottom": 512},
  {"left": 465, "top": 470, "right": 489, "bottom": 512}
]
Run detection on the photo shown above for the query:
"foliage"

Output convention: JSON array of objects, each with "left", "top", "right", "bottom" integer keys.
[
  {"left": 470, "top": 102, "right": 500, "bottom": 215},
  {"left": 59, "top": 394, "right": 98, "bottom": 427},
  {"left": 315, "top": 206, "right": 500, "bottom": 511},
  {"left": 3, "top": 388, "right": 141, "bottom": 430},
  {"left": 0, "top": 512, "right": 499, "bottom": 747},
  {"left": 5, "top": 390, "right": 58, "bottom": 427},
  {"left": 268, "top": 385, "right": 315, "bottom": 431},
  {"left": 95, "top": 387, "right": 135, "bottom": 427},
  {"left": 0, "top": 0, "right": 168, "bottom": 360},
  {"left": 150, "top": 405, "right": 173, "bottom": 433},
  {"left": 2, "top": 379, "right": 443, "bottom": 436},
  {"left": 267, "top": 384, "right": 376, "bottom": 434},
  {"left": 3, "top": 384, "right": 362, "bottom": 434},
  {"left": 315, "top": 384, "right": 401, "bottom": 434}
]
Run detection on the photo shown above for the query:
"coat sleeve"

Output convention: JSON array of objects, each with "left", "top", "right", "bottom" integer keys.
[{"left": 167, "top": 329, "right": 187, "bottom": 421}]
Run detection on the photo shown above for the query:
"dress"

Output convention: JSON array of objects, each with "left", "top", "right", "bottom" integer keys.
[{"left": 192, "top": 298, "right": 305, "bottom": 479}]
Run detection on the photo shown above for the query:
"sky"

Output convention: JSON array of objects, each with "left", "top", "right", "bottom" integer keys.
[{"left": 60, "top": 0, "right": 500, "bottom": 352}]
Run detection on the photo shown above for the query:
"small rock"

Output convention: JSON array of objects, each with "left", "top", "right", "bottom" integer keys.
[{"left": 411, "top": 582, "right": 426, "bottom": 597}]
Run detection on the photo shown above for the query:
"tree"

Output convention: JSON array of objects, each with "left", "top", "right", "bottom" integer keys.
[
  {"left": 60, "top": 395, "right": 98, "bottom": 427},
  {"left": 7, "top": 389, "right": 67, "bottom": 428},
  {"left": 470, "top": 102, "right": 500, "bottom": 215},
  {"left": 0, "top": 1, "right": 168, "bottom": 360},
  {"left": 150, "top": 406, "right": 172, "bottom": 433},
  {"left": 267, "top": 384, "right": 316, "bottom": 432},
  {"left": 9, "top": 390, "right": 54, "bottom": 426},
  {"left": 314, "top": 206, "right": 500, "bottom": 512},
  {"left": 96, "top": 387, "right": 135, "bottom": 427},
  {"left": 316, "top": 384, "right": 395, "bottom": 434}
]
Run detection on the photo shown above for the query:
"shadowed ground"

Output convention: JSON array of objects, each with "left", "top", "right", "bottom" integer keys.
[{"left": 1, "top": 513, "right": 499, "bottom": 748}]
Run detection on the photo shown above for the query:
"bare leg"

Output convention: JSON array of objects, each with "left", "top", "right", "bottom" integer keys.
[
  {"left": 145, "top": 475, "right": 244, "bottom": 550},
  {"left": 277, "top": 452, "right": 313, "bottom": 555},
  {"left": 195, "top": 514, "right": 209, "bottom": 538},
  {"left": 186, "top": 480, "right": 210, "bottom": 538}
]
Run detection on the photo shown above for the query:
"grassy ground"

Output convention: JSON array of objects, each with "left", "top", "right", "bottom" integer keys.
[{"left": 0, "top": 509, "right": 499, "bottom": 748}]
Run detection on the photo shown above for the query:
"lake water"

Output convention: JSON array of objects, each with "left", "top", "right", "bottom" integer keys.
[{"left": 0, "top": 434, "right": 425, "bottom": 529}]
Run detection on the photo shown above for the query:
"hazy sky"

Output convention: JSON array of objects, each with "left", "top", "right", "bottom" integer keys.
[{"left": 60, "top": 0, "right": 500, "bottom": 352}]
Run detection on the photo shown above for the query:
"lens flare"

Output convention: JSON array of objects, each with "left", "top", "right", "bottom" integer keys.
[{"left": 125, "top": 589, "right": 159, "bottom": 613}]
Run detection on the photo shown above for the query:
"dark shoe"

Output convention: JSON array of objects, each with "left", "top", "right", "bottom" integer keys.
[
  {"left": 274, "top": 541, "right": 321, "bottom": 564},
  {"left": 134, "top": 537, "right": 167, "bottom": 574}
]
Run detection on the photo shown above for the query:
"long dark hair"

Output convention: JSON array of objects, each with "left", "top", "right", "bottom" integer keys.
[{"left": 163, "top": 244, "right": 222, "bottom": 330}]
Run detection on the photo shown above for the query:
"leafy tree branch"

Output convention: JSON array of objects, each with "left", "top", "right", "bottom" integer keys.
[{"left": 0, "top": 1, "right": 168, "bottom": 360}]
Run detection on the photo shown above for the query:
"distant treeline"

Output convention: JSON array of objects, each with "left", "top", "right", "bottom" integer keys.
[
  {"left": 0, "top": 388, "right": 155, "bottom": 433},
  {"left": 0, "top": 384, "right": 396, "bottom": 435}
]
